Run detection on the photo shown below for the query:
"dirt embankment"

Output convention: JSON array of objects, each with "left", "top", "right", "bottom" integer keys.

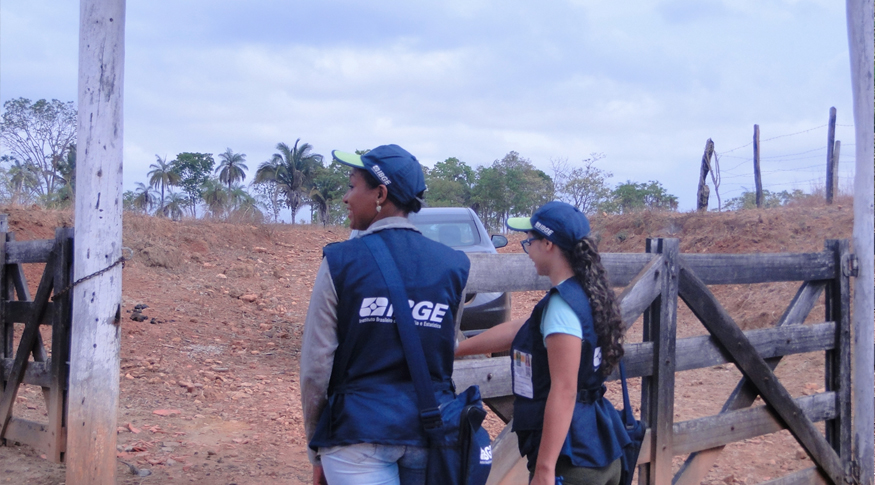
[{"left": 0, "top": 202, "right": 855, "bottom": 484}]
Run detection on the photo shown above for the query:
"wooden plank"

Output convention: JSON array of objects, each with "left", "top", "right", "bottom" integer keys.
[
  {"left": 616, "top": 255, "right": 663, "bottom": 327},
  {"left": 760, "top": 467, "right": 828, "bottom": 485},
  {"left": 649, "top": 238, "right": 678, "bottom": 485},
  {"left": 47, "top": 228, "right": 72, "bottom": 462},
  {"left": 3, "top": 416, "right": 56, "bottom": 452},
  {"left": 633, "top": 393, "right": 836, "bottom": 466},
  {"left": 5, "top": 301, "right": 55, "bottom": 325},
  {"left": 5, "top": 240, "right": 54, "bottom": 264},
  {"left": 485, "top": 419, "right": 525, "bottom": 485},
  {"left": 680, "top": 252, "right": 835, "bottom": 284},
  {"left": 677, "top": 264, "right": 845, "bottom": 485},
  {"left": 674, "top": 282, "right": 828, "bottom": 485},
  {"left": 0, "top": 251, "right": 55, "bottom": 441},
  {"left": 823, "top": 240, "right": 851, "bottom": 477},
  {"left": 465, "top": 252, "right": 655, "bottom": 293},
  {"left": 0, "top": 359, "right": 53, "bottom": 388},
  {"left": 672, "top": 392, "right": 836, "bottom": 457},
  {"left": 454, "top": 322, "right": 836, "bottom": 400},
  {"left": 7, "top": 234, "right": 33, "bottom": 301},
  {"left": 483, "top": 396, "right": 514, "bottom": 424}
]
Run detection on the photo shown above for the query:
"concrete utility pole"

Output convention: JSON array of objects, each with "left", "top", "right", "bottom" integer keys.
[
  {"left": 845, "top": 1, "right": 874, "bottom": 484},
  {"left": 67, "top": 0, "right": 125, "bottom": 483}
]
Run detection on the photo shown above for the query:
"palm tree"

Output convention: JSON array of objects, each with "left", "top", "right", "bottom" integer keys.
[
  {"left": 6, "top": 157, "right": 39, "bottom": 206},
  {"left": 201, "top": 178, "right": 229, "bottom": 219},
  {"left": 132, "top": 182, "right": 156, "bottom": 214},
  {"left": 216, "top": 148, "right": 248, "bottom": 190},
  {"left": 162, "top": 191, "right": 186, "bottom": 221},
  {"left": 148, "top": 155, "right": 180, "bottom": 215},
  {"left": 254, "top": 139, "right": 322, "bottom": 223}
]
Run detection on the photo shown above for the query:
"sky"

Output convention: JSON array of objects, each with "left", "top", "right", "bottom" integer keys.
[{"left": 0, "top": 0, "right": 861, "bottom": 215}]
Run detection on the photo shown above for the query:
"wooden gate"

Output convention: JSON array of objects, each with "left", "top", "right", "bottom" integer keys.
[
  {"left": 0, "top": 218, "right": 73, "bottom": 463},
  {"left": 454, "top": 237, "right": 855, "bottom": 485}
]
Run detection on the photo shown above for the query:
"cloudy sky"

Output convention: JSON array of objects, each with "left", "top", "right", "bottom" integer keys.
[{"left": 0, "top": 0, "right": 860, "bottom": 213}]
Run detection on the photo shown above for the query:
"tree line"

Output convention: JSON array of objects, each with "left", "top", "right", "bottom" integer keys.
[{"left": 1, "top": 97, "right": 808, "bottom": 229}]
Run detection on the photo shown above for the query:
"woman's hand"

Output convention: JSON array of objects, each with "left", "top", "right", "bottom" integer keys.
[
  {"left": 313, "top": 464, "right": 328, "bottom": 485},
  {"left": 530, "top": 468, "right": 557, "bottom": 485},
  {"left": 455, "top": 318, "right": 526, "bottom": 357}
]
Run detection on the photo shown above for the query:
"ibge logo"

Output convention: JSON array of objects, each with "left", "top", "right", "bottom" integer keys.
[
  {"left": 358, "top": 296, "right": 449, "bottom": 328},
  {"left": 359, "top": 297, "right": 390, "bottom": 317},
  {"left": 480, "top": 445, "right": 492, "bottom": 465}
]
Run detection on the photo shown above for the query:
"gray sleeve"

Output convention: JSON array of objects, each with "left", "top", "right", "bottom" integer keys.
[{"left": 300, "top": 258, "right": 338, "bottom": 465}]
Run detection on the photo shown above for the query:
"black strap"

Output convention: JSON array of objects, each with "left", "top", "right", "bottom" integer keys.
[
  {"left": 619, "top": 360, "right": 636, "bottom": 428},
  {"left": 362, "top": 234, "right": 443, "bottom": 430}
]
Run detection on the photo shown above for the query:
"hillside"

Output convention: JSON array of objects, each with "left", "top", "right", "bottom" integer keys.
[{"left": 0, "top": 202, "right": 855, "bottom": 484}]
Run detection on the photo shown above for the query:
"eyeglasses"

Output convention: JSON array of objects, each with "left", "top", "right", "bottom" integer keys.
[{"left": 520, "top": 237, "right": 537, "bottom": 254}]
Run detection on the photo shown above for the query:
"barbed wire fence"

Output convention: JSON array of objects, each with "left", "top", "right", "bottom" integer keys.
[{"left": 707, "top": 116, "right": 857, "bottom": 209}]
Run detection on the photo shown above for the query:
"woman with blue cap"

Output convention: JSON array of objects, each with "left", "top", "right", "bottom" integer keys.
[
  {"left": 301, "top": 145, "right": 471, "bottom": 485},
  {"left": 457, "top": 201, "right": 629, "bottom": 485}
]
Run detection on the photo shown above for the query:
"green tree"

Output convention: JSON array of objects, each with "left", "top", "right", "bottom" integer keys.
[
  {"left": 255, "top": 139, "right": 323, "bottom": 224},
  {"left": 425, "top": 157, "right": 475, "bottom": 207},
  {"left": 200, "top": 178, "right": 229, "bottom": 219},
  {"left": 308, "top": 160, "right": 348, "bottom": 226},
  {"left": 162, "top": 191, "right": 186, "bottom": 221},
  {"left": 1, "top": 155, "right": 40, "bottom": 206},
  {"left": 148, "top": 155, "right": 180, "bottom": 215},
  {"left": 605, "top": 180, "right": 678, "bottom": 214},
  {"left": 723, "top": 188, "right": 807, "bottom": 210},
  {"left": 0, "top": 98, "right": 77, "bottom": 200},
  {"left": 171, "top": 152, "right": 214, "bottom": 217},
  {"left": 131, "top": 182, "right": 156, "bottom": 214},
  {"left": 552, "top": 154, "right": 612, "bottom": 215},
  {"left": 216, "top": 148, "right": 248, "bottom": 190}
]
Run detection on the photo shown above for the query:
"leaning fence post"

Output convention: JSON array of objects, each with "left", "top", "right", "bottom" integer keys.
[{"left": 640, "top": 238, "right": 679, "bottom": 485}]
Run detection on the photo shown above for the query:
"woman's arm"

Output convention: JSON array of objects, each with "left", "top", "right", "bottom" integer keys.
[
  {"left": 530, "top": 333, "right": 582, "bottom": 485},
  {"left": 300, "top": 258, "right": 339, "bottom": 465},
  {"left": 455, "top": 317, "right": 526, "bottom": 356}
]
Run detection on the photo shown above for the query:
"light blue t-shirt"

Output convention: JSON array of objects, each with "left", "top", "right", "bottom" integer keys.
[{"left": 540, "top": 291, "right": 583, "bottom": 346}]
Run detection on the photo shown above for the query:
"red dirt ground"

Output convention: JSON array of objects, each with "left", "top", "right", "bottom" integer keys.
[{"left": 0, "top": 200, "right": 859, "bottom": 484}]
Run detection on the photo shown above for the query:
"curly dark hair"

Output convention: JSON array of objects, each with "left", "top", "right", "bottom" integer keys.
[{"left": 560, "top": 236, "right": 625, "bottom": 376}]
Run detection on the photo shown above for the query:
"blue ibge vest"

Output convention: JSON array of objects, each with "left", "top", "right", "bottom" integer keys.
[
  {"left": 511, "top": 278, "right": 630, "bottom": 470},
  {"left": 309, "top": 228, "right": 470, "bottom": 450}
]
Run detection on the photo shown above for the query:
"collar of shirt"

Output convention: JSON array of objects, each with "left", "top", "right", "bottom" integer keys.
[{"left": 357, "top": 216, "right": 421, "bottom": 237}]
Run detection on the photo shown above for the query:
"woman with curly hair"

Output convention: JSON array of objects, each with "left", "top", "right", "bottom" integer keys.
[{"left": 456, "top": 201, "right": 629, "bottom": 485}]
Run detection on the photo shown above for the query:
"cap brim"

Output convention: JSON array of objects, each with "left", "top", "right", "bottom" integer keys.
[
  {"left": 506, "top": 217, "right": 533, "bottom": 232},
  {"left": 332, "top": 150, "right": 365, "bottom": 169}
]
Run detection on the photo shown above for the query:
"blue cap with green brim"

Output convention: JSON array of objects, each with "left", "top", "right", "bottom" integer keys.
[
  {"left": 507, "top": 201, "right": 590, "bottom": 251},
  {"left": 332, "top": 144, "right": 426, "bottom": 206}
]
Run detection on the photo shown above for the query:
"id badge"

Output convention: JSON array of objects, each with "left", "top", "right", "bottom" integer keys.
[{"left": 512, "top": 349, "right": 534, "bottom": 399}]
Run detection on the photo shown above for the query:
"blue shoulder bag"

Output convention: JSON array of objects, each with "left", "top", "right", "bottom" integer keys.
[{"left": 363, "top": 234, "right": 492, "bottom": 485}]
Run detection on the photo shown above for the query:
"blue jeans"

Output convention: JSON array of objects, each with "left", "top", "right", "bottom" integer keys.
[{"left": 320, "top": 443, "right": 428, "bottom": 485}]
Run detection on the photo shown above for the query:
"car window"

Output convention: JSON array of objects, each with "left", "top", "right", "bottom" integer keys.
[{"left": 414, "top": 222, "right": 480, "bottom": 248}]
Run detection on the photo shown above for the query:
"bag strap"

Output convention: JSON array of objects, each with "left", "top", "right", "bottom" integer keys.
[
  {"left": 619, "top": 360, "right": 637, "bottom": 428},
  {"left": 362, "top": 234, "right": 443, "bottom": 430}
]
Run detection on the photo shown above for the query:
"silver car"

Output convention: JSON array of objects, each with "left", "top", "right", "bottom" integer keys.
[{"left": 408, "top": 208, "right": 511, "bottom": 334}]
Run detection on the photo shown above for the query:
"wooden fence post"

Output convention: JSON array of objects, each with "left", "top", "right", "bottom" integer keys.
[
  {"left": 696, "top": 139, "right": 714, "bottom": 212},
  {"left": 826, "top": 107, "right": 837, "bottom": 204},
  {"left": 845, "top": 0, "right": 874, "bottom": 483},
  {"left": 831, "top": 140, "right": 840, "bottom": 199},
  {"left": 66, "top": 0, "right": 125, "bottom": 482},
  {"left": 753, "top": 125, "right": 763, "bottom": 208},
  {"left": 640, "top": 238, "right": 679, "bottom": 485},
  {"left": 824, "top": 240, "right": 852, "bottom": 477}
]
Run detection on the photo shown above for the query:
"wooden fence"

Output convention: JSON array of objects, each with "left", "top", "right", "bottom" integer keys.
[
  {"left": 0, "top": 219, "right": 73, "bottom": 463},
  {"left": 454, "top": 237, "right": 854, "bottom": 485}
]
